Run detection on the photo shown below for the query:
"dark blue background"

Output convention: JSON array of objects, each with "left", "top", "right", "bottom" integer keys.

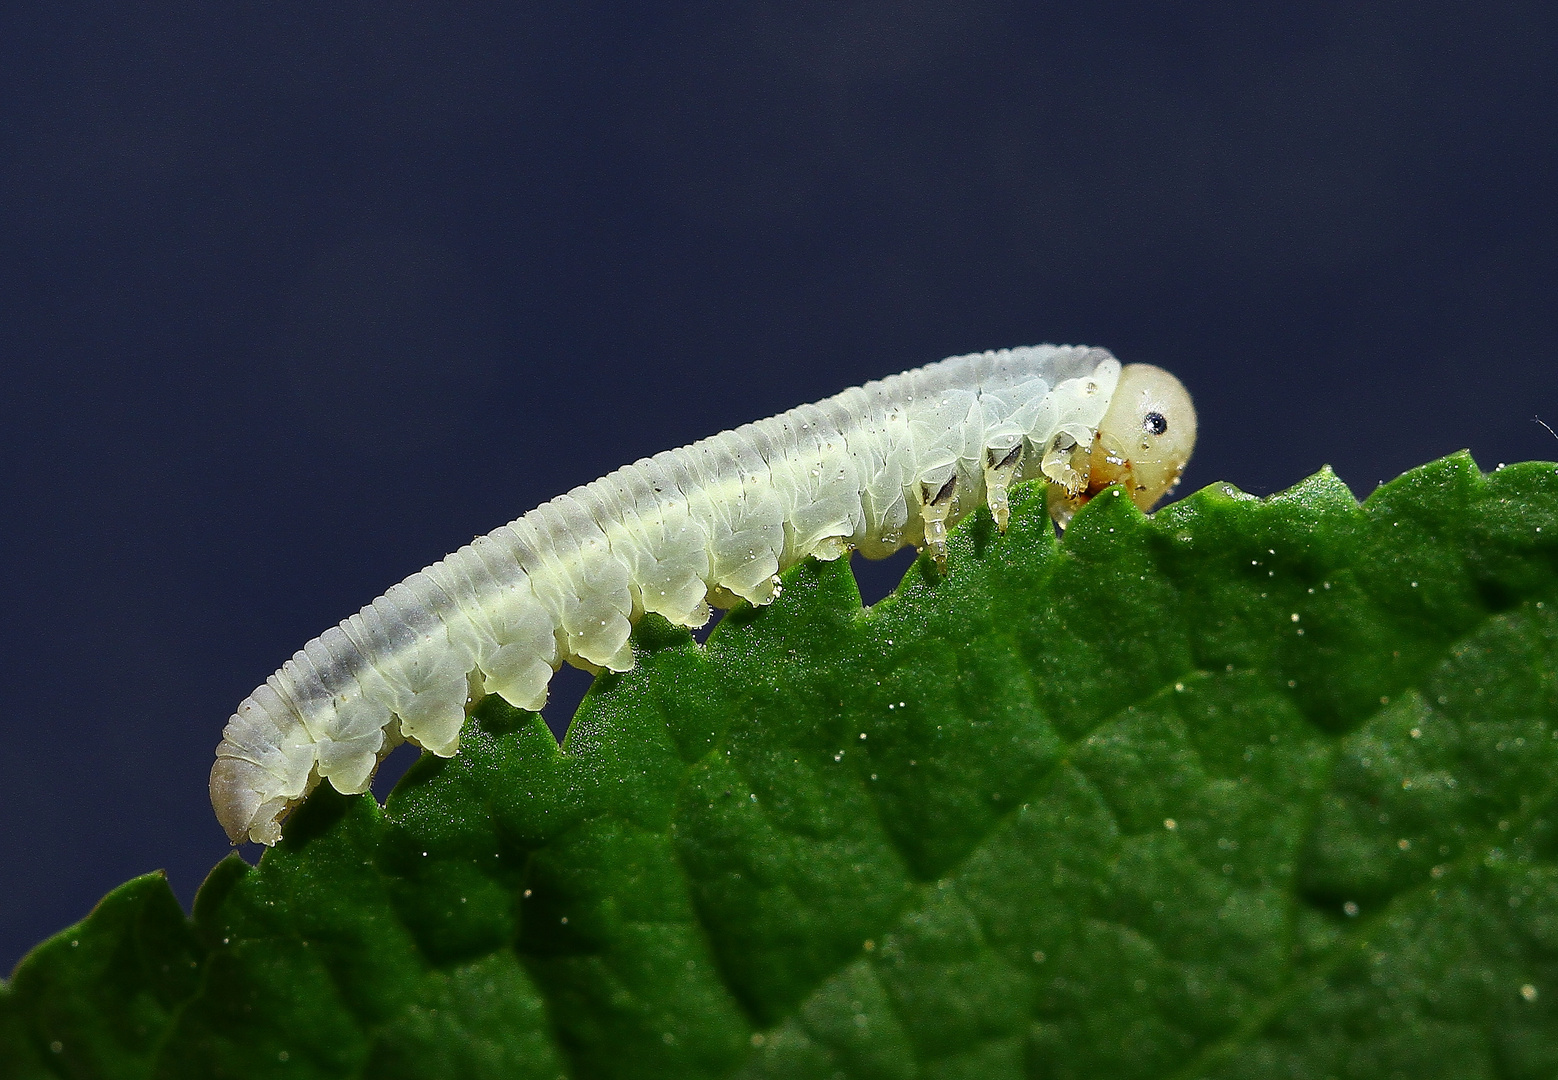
[{"left": 4, "top": 2, "right": 1557, "bottom": 972}]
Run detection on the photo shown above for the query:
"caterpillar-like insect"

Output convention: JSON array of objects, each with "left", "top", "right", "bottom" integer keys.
[{"left": 213, "top": 345, "right": 1196, "bottom": 845}]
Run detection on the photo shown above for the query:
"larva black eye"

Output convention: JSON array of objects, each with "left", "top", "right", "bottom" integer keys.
[{"left": 1143, "top": 411, "right": 1168, "bottom": 436}]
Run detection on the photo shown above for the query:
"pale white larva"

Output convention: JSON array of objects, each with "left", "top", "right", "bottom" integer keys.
[{"left": 212, "top": 345, "right": 1197, "bottom": 845}]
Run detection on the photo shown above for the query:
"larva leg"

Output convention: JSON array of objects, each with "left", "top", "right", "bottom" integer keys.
[
  {"left": 1040, "top": 431, "right": 1090, "bottom": 496},
  {"left": 1045, "top": 483, "right": 1087, "bottom": 530},
  {"left": 918, "top": 474, "right": 958, "bottom": 568},
  {"left": 982, "top": 443, "right": 1024, "bottom": 532}
]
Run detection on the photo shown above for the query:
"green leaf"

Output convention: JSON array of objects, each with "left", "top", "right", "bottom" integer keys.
[{"left": 6, "top": 451, "right": 1558, "bottom": 1079}]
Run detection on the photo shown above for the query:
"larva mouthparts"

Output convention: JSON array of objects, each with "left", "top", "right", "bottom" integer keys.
[{"left": 212, "top": 345, "right": 1196, "bottom": 845}]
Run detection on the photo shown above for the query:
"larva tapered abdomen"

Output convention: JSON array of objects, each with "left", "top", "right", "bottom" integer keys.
[{"left": 212, "top": 345, "right": 1197, "bottom": 845}]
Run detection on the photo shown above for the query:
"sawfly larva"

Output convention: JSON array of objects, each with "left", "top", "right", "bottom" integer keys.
[{"left": 212, "top": 345, "right": 1196, "bottom": 845}]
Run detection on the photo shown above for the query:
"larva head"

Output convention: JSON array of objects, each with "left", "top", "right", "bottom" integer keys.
[{"left": 1087, "top": 363, "right": 1197, "bottom": 511}]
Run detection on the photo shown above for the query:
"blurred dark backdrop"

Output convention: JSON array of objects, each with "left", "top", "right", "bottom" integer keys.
[{"left": 3, "top": 2, "right": 1557, "bottom": 972}]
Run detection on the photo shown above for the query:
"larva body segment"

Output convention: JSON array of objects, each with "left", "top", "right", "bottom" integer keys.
[{"left": 212, "top": 345, "right": 1197, "bottom": 846}]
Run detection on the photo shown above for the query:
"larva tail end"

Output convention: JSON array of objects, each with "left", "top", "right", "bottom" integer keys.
[{"left": 210, "top": 756, "right": 294, "bottom": 846}]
